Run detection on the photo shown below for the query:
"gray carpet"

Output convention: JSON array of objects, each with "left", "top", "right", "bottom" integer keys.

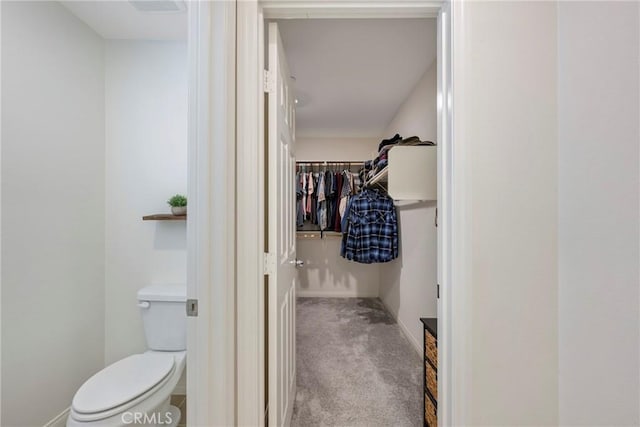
[{"left": 291, "top": 298, "right": 423, "bottom": 427}]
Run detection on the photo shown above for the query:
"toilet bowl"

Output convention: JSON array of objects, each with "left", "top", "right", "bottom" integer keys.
[
  {"left": 67, "top": 351, "right": 185, "bottom": 427},
  {"left": 68, "top": 285, "right": 186, "bottom": 427}
]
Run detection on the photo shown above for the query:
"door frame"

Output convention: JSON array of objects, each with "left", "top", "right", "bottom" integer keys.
[
  {"left": 186, "top": 1, "right": 237, "bottom": 426},
  {"left": 233, "top": 1, "right": 472, "bottom": 426}
]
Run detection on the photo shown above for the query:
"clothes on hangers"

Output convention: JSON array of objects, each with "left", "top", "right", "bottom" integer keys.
[{"left": 296, "top": 164, "right": 364, "bottom": 234}]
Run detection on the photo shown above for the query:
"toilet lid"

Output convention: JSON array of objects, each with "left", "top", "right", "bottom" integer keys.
[{"left": 72, "top": 353, "right": 175, "bottom": 414}]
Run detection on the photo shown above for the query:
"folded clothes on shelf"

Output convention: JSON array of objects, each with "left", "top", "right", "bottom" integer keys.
[
  {"left": 377, "top": 133, "right": 402, "bottom": 152},
  {"left": 366, "top": 135, "right": 435, "bottom": 183}
]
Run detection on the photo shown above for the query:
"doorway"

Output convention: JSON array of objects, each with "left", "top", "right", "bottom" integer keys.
[
  {"left": 266, "top": 16, "right": 437, "bottom": 426},
  {"left": 232, "top": 2, "right": 458, "bottom": 426}
]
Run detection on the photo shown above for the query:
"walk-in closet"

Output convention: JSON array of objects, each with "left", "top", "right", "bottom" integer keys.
[{"left": 264, "top": 17, "right": 439, "bottom": 426}]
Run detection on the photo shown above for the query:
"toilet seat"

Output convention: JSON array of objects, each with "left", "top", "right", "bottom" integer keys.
[{"left": 71, "top": 353, "right": 175, "bottom": 422}]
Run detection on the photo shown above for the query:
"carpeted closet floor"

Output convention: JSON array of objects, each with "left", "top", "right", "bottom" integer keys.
[{"left": 291, "top": 298, "right": 423, "bottom": 427}]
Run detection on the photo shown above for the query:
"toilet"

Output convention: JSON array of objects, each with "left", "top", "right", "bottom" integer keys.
[{"left": 67, "top": 284, "right": 187, "bottom": 427}]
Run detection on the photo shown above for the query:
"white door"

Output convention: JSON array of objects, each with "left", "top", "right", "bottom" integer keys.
[{"left": 267, "top": 22, "right": 297, "bottom": 427}]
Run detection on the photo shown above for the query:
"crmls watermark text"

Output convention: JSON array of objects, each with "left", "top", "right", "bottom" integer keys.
[{"left": 121, "top": 411, "right": 174, "bottom": 425}]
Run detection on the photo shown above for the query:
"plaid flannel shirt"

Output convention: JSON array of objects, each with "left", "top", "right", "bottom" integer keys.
[{"left": 341, "top": 189, "right": 399, "bottom": 263}]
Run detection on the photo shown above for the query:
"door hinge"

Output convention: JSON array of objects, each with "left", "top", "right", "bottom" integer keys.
[
  {"left": 263, "top": 252, "right": 276, "bottom": 275},
  {"left": 263, "top": 69, "right": 275, "bottom": 93},
  {"left": 186, "top": 299, "right": 198, "bottom": 317},
  {"left": 437, "top": 284, "right": 440, "bottom": 299}
]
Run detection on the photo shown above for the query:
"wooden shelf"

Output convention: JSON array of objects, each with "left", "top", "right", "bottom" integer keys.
[
  {"left": 364, "top": 166, "right": 388, "bottom": 187},
  {"left": 142, "top": 214, "right": 186, "bottom": 221},
  {"left": 296, "top": 231, "right": 342, "bottom": 239},
  {"left": 364, "top": 146, "right": 437, "bottom": 201}
]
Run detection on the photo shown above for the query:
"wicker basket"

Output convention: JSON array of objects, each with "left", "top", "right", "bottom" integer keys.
[
  {"left": 425, "top": 330, "right": 438, "bottom": 368},
  {"left": 425, "top": 393, "right": 437, "bottom": 427},
  {"left": 426, "top": 361, "right": 438, "bottom": 400}
]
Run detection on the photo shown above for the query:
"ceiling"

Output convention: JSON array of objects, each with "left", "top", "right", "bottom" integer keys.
[
  {"left": 59, "top": 6, "right": 434, "bottom": 138},
  {"left": 276, "top": 19, "right": 436, "bottom": 138},
  {"left": 62, "top": 1, "right": 187, "bottom": 41}
]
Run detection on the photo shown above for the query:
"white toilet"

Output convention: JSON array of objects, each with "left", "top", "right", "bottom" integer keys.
[{"left": 67, "top": 284, "right": 187, "bottom": 427}]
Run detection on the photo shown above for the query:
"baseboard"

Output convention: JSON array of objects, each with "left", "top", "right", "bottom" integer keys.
[
  {"left": 297, "top": 290, "right": 378, "bottom": 298},
  {"left": 378, "top": 300, "right": 422, "bottom": 357},
  {"left": 44, "top": 407, "right": 70, "bottom": 427},
  {"left": 173, "top": 383, "right": 187, "bottom": 395},
  {"left": 396, "top": 316, "right": 422, "bottom": 357},
  {"left": 172, "top": 369, "right": 187, "bottom": 394}
]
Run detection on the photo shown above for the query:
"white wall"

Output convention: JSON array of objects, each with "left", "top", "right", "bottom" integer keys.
[
  {"left": 297, "top": 237, "right": 380, "bottom": 297},
  {"left": 455, "top": 2, "right": 559, "bottom": 424},
  {"left": 379, "top": 61, "right": 438, "bottom": 353},
  {"left": 383, "top": 61, "right": 438, "bottom": 144},
  {"left": 296, "top": 137, "right": 378, "bottom": 162},
  {"left": 558, "top": 2, "right": 640, "bottom": 425},
  {"left": 104, "top": 41, "right": 188, "bottom": 364},
  {"left": 296, "top": 138, "right": 380, "bottom": 297},
  {"left": 1, "top": 2, "right": 106, "bottom": 425}
]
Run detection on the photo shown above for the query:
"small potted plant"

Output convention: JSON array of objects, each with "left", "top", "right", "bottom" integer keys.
[{"left": 168, "top": 194, "right": 187, "bottom": 216}]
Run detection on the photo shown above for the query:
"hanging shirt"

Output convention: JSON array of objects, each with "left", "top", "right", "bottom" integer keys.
[
  {"left": 296, "top": 172, "right": 304, "bottom": 227},
  {"left": 341, "top": 170, "right": 352, "bottom": 198},
  {"left": 339, "top": 196, "right": 349, "bottom": 222},
  {"left": 325, "top": 171, "right": 334, "bottom": 229},
  {"left": 338, "top": 170, "right": 351, "bottom": 219},
  {"left": 341, "top": 195, "right": 355, "bottom": 233},
  {"left": 341, "top": 189, "right": 398, "bottom": 264},
  {"left": 306, "top": 171, "right": 314, "bottom": 217},
  {"left": 350, "top": 171, "right": 362, "bottom": 195},
  {"left": 311, "top": 172, "right": 318, "bottom": 224},
  {"left": 333, "top": 172, "right": 343, "bottom": 231},
  {"left": 317, "top": 173, "right": 327, "bottom": 231},
  {"left": 301, "top": 172, "right": 307, "bottom": 218}
]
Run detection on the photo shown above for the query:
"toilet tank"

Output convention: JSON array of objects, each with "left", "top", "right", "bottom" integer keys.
[{"left": 137, "top": 284, "right": 186, "bottom": 351}]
